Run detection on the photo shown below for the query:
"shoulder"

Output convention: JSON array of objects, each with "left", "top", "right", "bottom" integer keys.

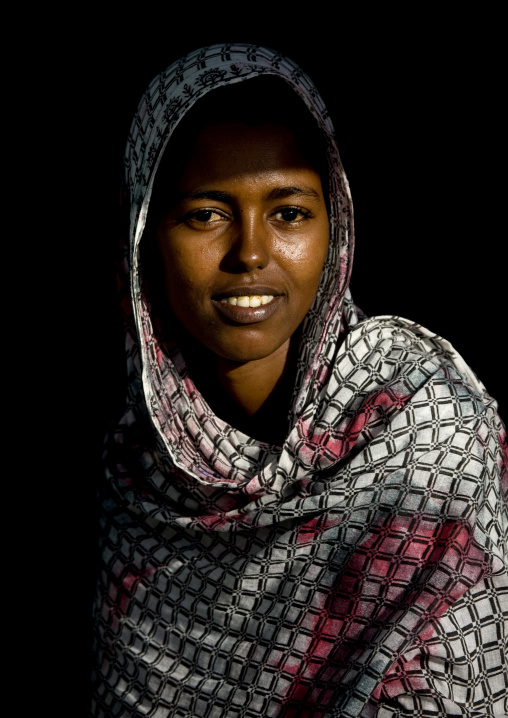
[
  {"left": 342, "top": 313, "right": 492, "bottom": 407},
  {"left": 338, "top": 315, "right": 507, "bottom": 549},
  {"left": 335, "top": 314, "right": 506, "bottom": 475}
]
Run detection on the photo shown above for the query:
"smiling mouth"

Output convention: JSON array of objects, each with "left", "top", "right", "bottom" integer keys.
[
  {"left": 219, "top": 295, "right": 274, "bottom": 308},
  {"left": 212, "top": 293, "right": 282, "bottom": 325}
]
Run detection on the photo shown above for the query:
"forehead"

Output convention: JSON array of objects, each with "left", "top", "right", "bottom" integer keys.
[{"left": 178, "top": 121, "right": 322, "bottom": 190}]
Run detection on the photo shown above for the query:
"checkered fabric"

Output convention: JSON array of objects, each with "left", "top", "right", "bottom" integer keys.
[{"left": 91, "top": 45, "right": 508, "bottom": 717}]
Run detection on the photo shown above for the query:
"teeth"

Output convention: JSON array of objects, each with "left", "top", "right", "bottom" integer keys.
[{"left": 220, "top": 295, "right": 274, "bottom": 307}]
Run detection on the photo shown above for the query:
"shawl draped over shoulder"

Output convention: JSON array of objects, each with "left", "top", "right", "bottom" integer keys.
[{"left": 91, "top": 45, "right": 508, "bottom": 717}]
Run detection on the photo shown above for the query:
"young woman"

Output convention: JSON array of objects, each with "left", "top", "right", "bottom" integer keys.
[{"left": 91, "top": 44, "right": 507, "bottom": 717}]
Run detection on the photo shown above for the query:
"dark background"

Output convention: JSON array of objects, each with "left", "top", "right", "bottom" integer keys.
[{"left": 39, "top": 12, "right": 504, "bottom": 714}]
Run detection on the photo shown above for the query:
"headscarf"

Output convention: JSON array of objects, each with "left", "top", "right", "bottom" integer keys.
[{"left": 92, "top": 44, "right": 508, "bottom": 717}]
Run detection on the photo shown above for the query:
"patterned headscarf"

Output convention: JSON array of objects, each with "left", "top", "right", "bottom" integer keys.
[{"left": 92, "top": 45, "right": 508, "bottom": 717}]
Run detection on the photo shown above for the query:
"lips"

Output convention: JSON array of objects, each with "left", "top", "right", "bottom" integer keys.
[{"left": 211, "top": 286, "right": 283, "bottom": 325}]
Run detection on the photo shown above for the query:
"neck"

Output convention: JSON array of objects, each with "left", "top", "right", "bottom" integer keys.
[{"left": 184, "top": 339, "right": 297, "bottom": 445}]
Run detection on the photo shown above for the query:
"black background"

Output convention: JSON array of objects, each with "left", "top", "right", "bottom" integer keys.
[{"left": 37, "top": 11, "right": 504, "bottom": 714}]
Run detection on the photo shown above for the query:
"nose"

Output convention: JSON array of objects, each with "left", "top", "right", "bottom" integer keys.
[{"left": 223, "top": 214, "right": 270, "bottom": 272}]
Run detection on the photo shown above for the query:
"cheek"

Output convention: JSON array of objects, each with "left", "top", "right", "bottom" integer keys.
[
  {"left": 276, "top": 231, "right": 329, "bottom": 296},
  {"left": 160, "top": 239, "right": 218, "bottom": 300},
  {"left": 307, "top": 224, "right": 330, "bottom": 285}
]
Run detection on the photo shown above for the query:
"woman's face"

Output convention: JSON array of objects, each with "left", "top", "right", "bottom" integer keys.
[{"left": 155, "top": 121, "right": 329, "bottom": 364}]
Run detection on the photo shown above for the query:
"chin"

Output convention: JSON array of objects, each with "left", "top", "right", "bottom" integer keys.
[
  {"left": 213, "top": 346, "right": 282, "bottom": 365},
  {"left": 208, "top": 335, "right": 291, "bottom": 366}
]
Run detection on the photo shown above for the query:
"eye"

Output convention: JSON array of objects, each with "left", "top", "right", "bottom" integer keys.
[
  {"left": 273, "top": 207, "right": 311, "bottom": 224},
  {"left": 187, "top": 209, "right": 226, "bottom": 224},
  {"left": 177, "top": 203, "right": 232, "bottom": 232}
]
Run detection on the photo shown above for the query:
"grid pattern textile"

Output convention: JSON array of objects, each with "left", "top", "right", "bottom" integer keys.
[{"left": 91, "top": 45, "right": 508, "bottom": 717}]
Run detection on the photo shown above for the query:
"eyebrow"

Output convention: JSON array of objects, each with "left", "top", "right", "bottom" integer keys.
[
  {"left": 178, "top": 185, "right": 321, "bottom": 204},
  {"left": 180, "top": 190, "right": 232, "bottom": 203},
  {"left": 267, "top": 186, "right": 321, "bottom": 201}
]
